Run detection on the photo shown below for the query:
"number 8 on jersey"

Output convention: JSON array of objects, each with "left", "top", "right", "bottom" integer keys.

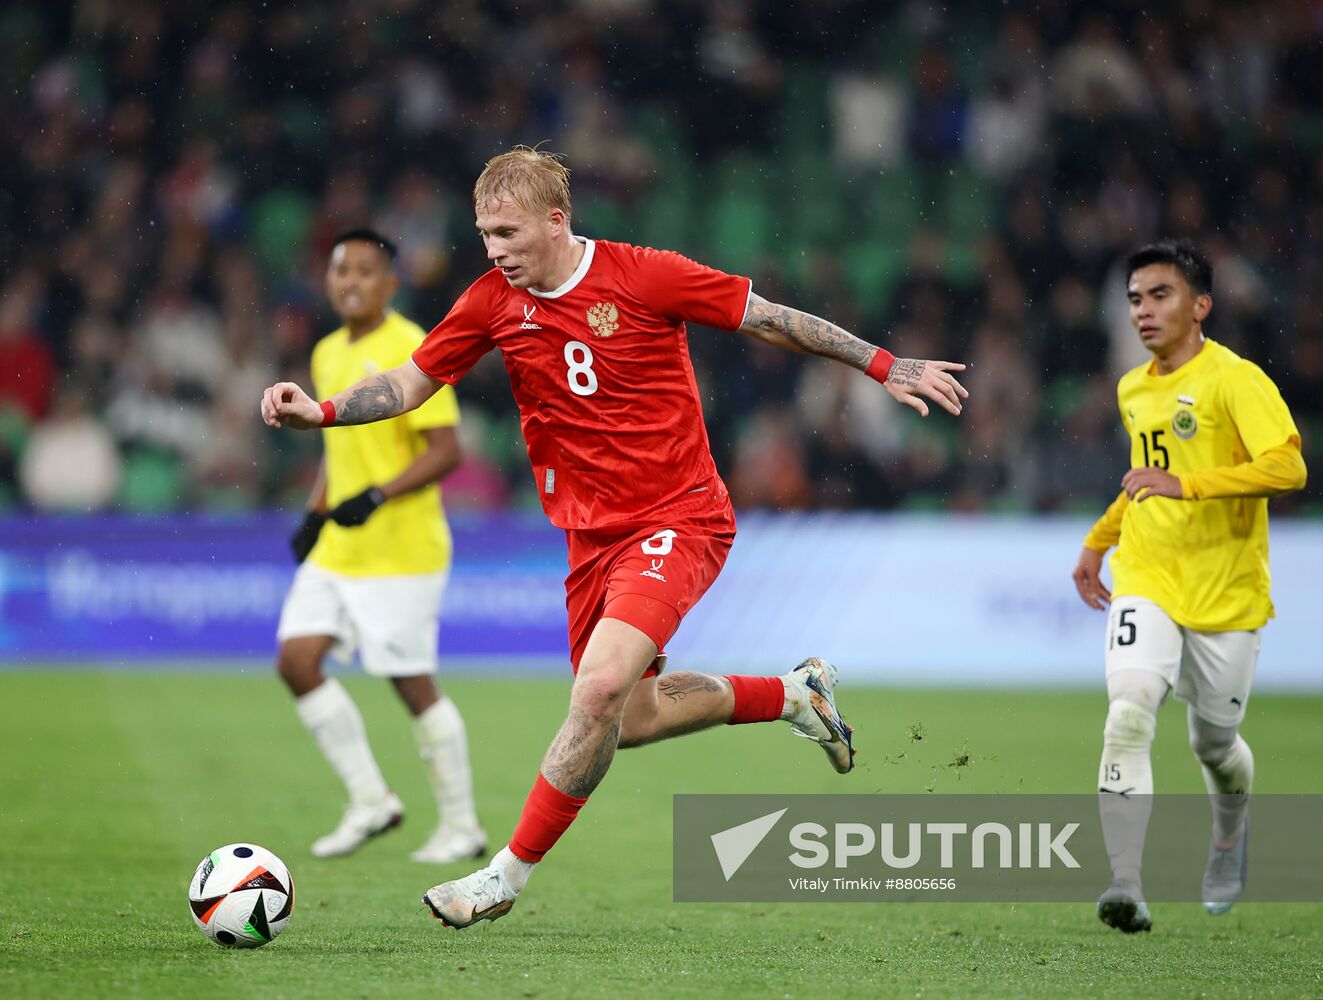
[{"left": 564, "top": 340, "right": 597, "bottom": 396}]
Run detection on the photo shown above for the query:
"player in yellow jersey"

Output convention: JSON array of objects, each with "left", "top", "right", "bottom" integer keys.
[
  {"left": 1071, "top": 240, "right": 1306, "bottom": 933},
  {"left": 276, "top": 228, "right": 485, "bottom": 864}
]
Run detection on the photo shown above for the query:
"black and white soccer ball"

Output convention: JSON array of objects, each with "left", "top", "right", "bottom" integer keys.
[{"left": 188, "top": 843, "right": 294, "bottom": 948}]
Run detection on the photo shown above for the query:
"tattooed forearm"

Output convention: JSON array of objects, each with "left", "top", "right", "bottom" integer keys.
[
  {"left": 657, "top": 672, "right": 728, "bottom": 703},
  {"left": 887, "top": 358, "right": 924, "bottom": 388},
  {"left": 542, "top": 705, "right": 621, "bottom": 798},
  {"left": 740, "top": 295, "right": 875, "bottom": 369},
  {"left": 335, "top": 374, "right": 404, "bottom": 425}
]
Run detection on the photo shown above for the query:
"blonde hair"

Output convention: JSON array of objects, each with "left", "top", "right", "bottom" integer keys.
[{"left": 473, "top": 146, "right": 572, "bottom": 218}]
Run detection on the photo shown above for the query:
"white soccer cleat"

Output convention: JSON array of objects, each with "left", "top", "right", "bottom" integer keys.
[
  {"left": 422, "top": 864, "right": 517, "bottom": 928},
  {"left": 310, "top": 792, "right": 404, "bottom": 858},
  {"left": 1202, "top": 820, "right": 1249, "bottom": 916},
  {"left": 1096, "top": 878, "right": 1152, "bottom": 933},
  {"left": 410, "top": 826, "right": 489, "bottom": 864},
  {"left": 782, "top": 657, "right": 856, "bottom": 774}
]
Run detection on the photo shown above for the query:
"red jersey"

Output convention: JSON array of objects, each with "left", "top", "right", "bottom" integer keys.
[{"left": 411, "top": 239, "right": 752, "bottom": 530}]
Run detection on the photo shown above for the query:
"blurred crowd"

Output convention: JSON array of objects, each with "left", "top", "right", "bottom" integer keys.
[{"left": 2, "top": 0, "right": 1321, "bottom": 515}]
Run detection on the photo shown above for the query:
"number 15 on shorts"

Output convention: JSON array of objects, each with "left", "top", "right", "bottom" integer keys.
[{"left": 1109, "top": 607, "right": 1137, "bottom": 650}]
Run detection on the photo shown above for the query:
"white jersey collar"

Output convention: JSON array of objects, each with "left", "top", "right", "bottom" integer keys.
[{"left": 529, "top": 237, "right": 594, "bottom": 299}]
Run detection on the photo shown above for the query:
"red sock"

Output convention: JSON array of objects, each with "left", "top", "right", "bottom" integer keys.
[
  {"left": 508, "top": 773, "right": 589, "bottom": 863},
  {"left": 726, "top": 675, "right": 786, "bottom": 725}
]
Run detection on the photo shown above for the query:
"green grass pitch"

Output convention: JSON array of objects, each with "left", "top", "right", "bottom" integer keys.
[{"left": 1, "top": 670, "right": 1320, "bottom": 999}]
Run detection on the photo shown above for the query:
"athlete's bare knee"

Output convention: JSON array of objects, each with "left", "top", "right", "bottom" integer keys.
[
  {"left": 391, "top": 674, "right": 439, "bottom": 717},
  {"left": 276, "top": 638, "right": 329, "bottom": 696},
  {"left": 571, "top": 672, "right": 633, "bottom": 723}
]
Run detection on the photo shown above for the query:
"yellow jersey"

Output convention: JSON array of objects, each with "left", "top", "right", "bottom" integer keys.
[
  {"left": 1085, "top": 339, "right": 1302, "bottom": 631},
  {"left": 308, "top": 311, "right": 460, "bottom": 577}
]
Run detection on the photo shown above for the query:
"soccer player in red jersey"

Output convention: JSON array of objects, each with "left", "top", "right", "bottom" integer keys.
[{"left": 262, "top": 147, "right": 968, "bottom": 928}]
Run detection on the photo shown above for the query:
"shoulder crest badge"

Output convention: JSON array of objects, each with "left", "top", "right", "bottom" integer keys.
[{"left": 587, "top": 301, "right": 619, "bottom": 337}]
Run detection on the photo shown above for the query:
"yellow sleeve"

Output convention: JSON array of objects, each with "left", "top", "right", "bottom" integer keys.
[
  {"left": 1084, "top": 490, "right": 1129, "bottom": 551},
  {"left": 1223, "top": 360, "right": 1301, "bottom": 456},
  {"left": 1177, "top": 362, "right": 1306, "bottom": 499},
  {"left": 1180, "top": 441, "right": 1307, "bottom": 499},
  {"left": 406, "top": 381, "right": 460, "bottom": 430}
]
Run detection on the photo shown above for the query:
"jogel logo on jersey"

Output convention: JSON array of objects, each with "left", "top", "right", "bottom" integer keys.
[
  {"left": 1172, "top": 408, "right": 1197, "bottom": 439},
  {"left": 587, "top": 301, "right": 619, "bottom": 337}
]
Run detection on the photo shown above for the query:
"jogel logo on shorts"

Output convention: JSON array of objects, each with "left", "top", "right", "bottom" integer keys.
[{"left": 1172, "top": 408, "right": 1197, "bottom": 439}]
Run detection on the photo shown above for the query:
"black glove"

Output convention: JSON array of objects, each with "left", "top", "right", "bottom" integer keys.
[
  {"left": 290, "top": 511, "right": 326, "bottom": 563},
  {"left": 327, "top": 486, "right": 386, "bottom": 527}
]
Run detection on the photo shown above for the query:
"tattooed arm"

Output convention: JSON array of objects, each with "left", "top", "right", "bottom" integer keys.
[
  {"left": 737, "top": 292, "right": 969, "bottom": 417},
  {"left": 260, "top": 362, "right": 441, "bottom": 430},
  {"left": 332, "top": 364, "right": 440, "bottom": 424},
  {"left": 738, "top": 293, "right": 874, "bottom": 366}
]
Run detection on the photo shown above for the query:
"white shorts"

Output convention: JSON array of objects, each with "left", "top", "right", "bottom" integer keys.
[
  {"left": 276, "top": 561, "right": 447, "bottom": 677},
  {"left": 1103, "top": 595, "right": 1259, "bottom": 726}
]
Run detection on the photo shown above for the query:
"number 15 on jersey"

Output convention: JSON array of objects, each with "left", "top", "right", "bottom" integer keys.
[{"left": 1139, "top": 429, "right": 1169, "bottom": 469}]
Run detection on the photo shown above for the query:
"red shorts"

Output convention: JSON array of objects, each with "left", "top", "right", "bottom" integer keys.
[{"left": 564, "top": 500, "right": 736, "bottom": 676}]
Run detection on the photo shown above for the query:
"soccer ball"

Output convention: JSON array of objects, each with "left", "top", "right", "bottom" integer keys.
[{"left": 188, "top": 843, "right": 294, "bottom": 948}]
